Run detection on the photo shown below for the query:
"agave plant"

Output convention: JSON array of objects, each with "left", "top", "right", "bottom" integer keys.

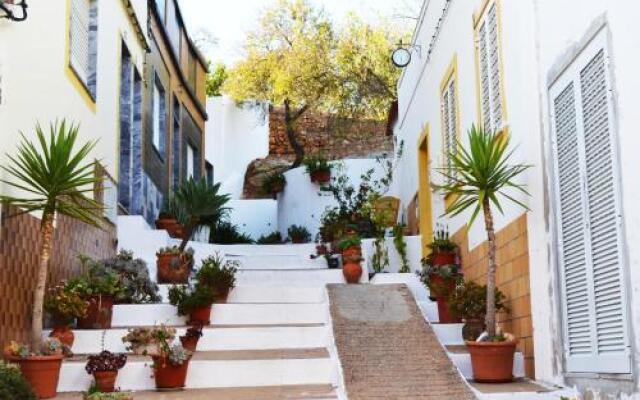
[
  {"left": 0, "top": 121, "right": 103, "bottom": 348},
  {"left": 173, "top": 178, "right": 230, "bottom": 252},
  {"left": 434, "top": 125, "right": 530, "bottom": 338}
]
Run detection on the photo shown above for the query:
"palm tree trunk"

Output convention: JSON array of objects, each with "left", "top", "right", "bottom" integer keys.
[
  {"left": 32, "top": 211, "right": 54, "bottom": 349},
  {"left": 482, "top": 198, "right": 497, "bottom": 338}
]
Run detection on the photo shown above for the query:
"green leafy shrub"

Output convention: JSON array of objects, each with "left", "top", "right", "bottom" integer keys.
[
  {"left": 287, "top": 225, "right": 312, "bottom": 243},
  {"left": 210, "top": 221, "right": 254, "bottom": 244},
  {"left": 303, "top": 154, "right": 331, "bottom": 175},
  {"left": 44, "top": 283, "right": 89, "bottom": 324},
  {"left": 0, "top": 360, "right": 36, "bottom": 400},
  {"left": 338, "top": 237, "right": 362, "bottom": 251},
  {"left": 256, "top": 231, "right": 284, "bottom": 244},
  {"left": 168, "top": 284, "right": 216, "bottom": 316},
  {"left": 68, "top": 258, "right": 126, "bottom": 299},
  {"left": 196, "top": 253, "right": 239, "bottom": 294}
]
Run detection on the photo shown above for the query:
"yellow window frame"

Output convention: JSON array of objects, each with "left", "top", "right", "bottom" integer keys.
[
  {"left": 439, "top": 55, "right": 461, "bottom": 210},
  {"left": 472, "top": 0, "right": 509, "bottom": 138},
  {"left": 65, "top": 0, "right": 97, "bottom": 113},
  {"left": 417, "top": 125, "right": 434, "bottom": 256}
]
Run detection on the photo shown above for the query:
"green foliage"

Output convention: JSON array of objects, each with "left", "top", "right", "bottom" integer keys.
[
  {"left": 210, "top": 221, "right": 254, "bottom": 244},
  {"left": 287, "top": 225, "right": 312, "bottom": 243},
  {"left": 417, "top": 262, "right": 462, "bottom": 298},
  {"left": 427, "top": 225, "right": 458, "bottom": 254},
  {"left": 79, "top": 250, "right": 160, "bottom": 304},
  {"left": 84, "top": 392, "right": 132, "bottom": 400},
  {"left": 173, "top": 178, "right": 231, "bottom": 251},
  {"left": 0, "top": 360, "right": 37, "bottom": 400},
  {"left": 206, "top": 63, "right": 228, "bottom": 97},
  {"left": 168, "top": 284, "right": 216, "bottom": 316},
  {"left": 70, "top": 257, "right": 126, "bottom": 299},
  {"left": 338, "top": 236, "right": 362, "bottom": 251},
  {"left": 261, "top": 172, "right": 286, "bottom": 195},
  {"left": 121, "top": 325, "right": 176, "bottom": 353},
  {"left": 392, "top": 224, "right": 410, "bottom": 273},
  {"left": 303, "top": 154, "right": 331, "bottom": 175},
  {"left": 196, "top": 253, "right": 239, "bottom": 293},
  {"left": 256, "top": 231, "right": 284, "bottom": 244},
  {"left": 448, "top": 281, "right": 508, "bottom": 320},
  {"left": 0, "top": 120, "right": 104, "bottom": 226},
  {"left": 44, "top": 283, "right": 89, "bottom": 323},
  {"left": 371, "top": 235, "right": 389, "bottom": 273}
]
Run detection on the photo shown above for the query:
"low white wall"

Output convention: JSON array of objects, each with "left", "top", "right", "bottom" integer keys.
[
  {"left": 227, "top": 199, "right": 278, "bottom": 241},
  {"left": 277, "top": 158, "right": 386, "bottom": 239},
  {"left": 362, "top": 235, "right": 422, "bottom": 274}
]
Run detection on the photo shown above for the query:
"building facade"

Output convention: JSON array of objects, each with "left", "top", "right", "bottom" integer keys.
[{"left": 392, "top": 0, "right": 640, "bottom": 397}]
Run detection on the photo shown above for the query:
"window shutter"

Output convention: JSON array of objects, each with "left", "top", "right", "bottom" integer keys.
[
  {"left": 549, "top": 29, "right": 630, "bottom": 374},
  {"left": 441, "top": 79, "right": 457, "bottom": 183},
  {"left": 69, "top": 0, "right": 91, "bottom": 84},
  {"left": 478, "top": 21, "right": 492, "bottom": 133},
  {"left": 476, "top": 1, "right": 504, "bottom": 134},
  {"left": 487, "top": 3, "right": 502, "bottom": 131}
]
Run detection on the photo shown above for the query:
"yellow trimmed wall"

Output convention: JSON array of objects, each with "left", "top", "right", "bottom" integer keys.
[{"left": 452, "top": 213, "right": 534, "bottom": 378}]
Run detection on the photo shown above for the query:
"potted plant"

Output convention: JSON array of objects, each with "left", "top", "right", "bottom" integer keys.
[
  {"left": 418, "top": 261, "right": 462, "bottom": 323},
  {"left": 0, "top": 360, "right": 37, "bottom": 400},
  {"left": 85, "top": 351, "right": 127, "bottom": 393},
  {"left": 168, "top": 284, "right": 216, "bottom": 325},
  {"left": 261, "top": 172, "right": 286, "bottom": 199},
  {"left": 156, "top": 246, "right": 194, "bottom": 284},
  {"left": 179, "top": 325, "right": 203, "bottom": 352},
  {"left": 338, "top": 236, "right": 362, "bottom": 260},
  {"left": 428, "top": 226, "right": 458, "bottom": 266},
  {"left": 448, "top": 281, "right": 508, "bottom": 341},
  {"left": 156, "top": 197, "right": 186, "bottom": 239},
  {"left": 0, "top": 122, "right": 105, "bottom": 398},
  {"left": 303, "top": 154, "right": 332, "bottom": 184},
  {"left": 3, "top": 339, "right": 64, "bottom": 399},
  {"left": 68, "top": 261, "right": 125, "bottom": 330},
  {"left": 156, "top": 178, "right": 230, "bottom": 283},
  {"left": 256, "top": 231, "right": 283, "bottom": 244},
  {"left": 287, "top": 225, "right": 312, "bottom": 244},
  {"left": 122, "top": 325, "right": 176, "bottom": 356},
  {"left": 44, "top": 283, "right": 89, "bottom": 347},
  {"left": 149, "top": 333, "right": 192, "bottom": 390},
  {"left": 436, "top": 125, "right": 530, "bottom": 382},
  {"left": 195, "top": 253, "right": 239, "bottom": 303}
]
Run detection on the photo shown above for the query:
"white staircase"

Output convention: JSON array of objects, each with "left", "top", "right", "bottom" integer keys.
[{"left": 53, "top": 216, "right": 347, "bottom": 397}]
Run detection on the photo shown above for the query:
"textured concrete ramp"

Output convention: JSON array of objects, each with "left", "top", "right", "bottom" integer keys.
[{"left": 328, "top": 284, "right": 476, "bottom": 399}]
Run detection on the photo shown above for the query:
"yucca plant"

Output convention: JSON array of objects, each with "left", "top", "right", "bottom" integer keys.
[
  {"left": 174, "top": 178, "right": 230, "bottom": 252},
  {"left": 0, "top": 121, "right": 103, "bottom": 349},
  {"left": 435, "top": 125, "right": 530, "bottom": 338}
]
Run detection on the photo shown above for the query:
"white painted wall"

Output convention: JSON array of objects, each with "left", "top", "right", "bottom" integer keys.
[
  {"left": 227, "top": 199, "right": 278, "bottom": 240},
  {"left": 205, "top": 97, "right": 269, "bottom": 198},
  {"left": 277, "top": 158, "right": 386, "bottom": 240},
  {"left": 361, "top": 235, "right": 422, "bottom": 274},
  {"left": 0, "top": 0, "right": 147, "bottom": 204}
]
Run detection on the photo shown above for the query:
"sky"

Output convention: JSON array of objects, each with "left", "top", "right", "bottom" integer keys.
[{"left": 178, "top": 0, "right": 421, "bottom": 65}]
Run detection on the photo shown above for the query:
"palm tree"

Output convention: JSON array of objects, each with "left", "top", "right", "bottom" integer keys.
[
  {"left": 435, "top": 125, "right": 530, "bottom": 338},
  {"left": 0, "top": 121, "right": 103, "bottom": 349},
  {"left": 173, "top": 178, "right": 230, "bottom": 252}
]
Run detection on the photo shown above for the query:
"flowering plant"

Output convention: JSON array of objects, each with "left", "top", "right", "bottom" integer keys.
[
  {"left": 85, "top": 351, "right": 127, "bottom": 374},
  {"left": 44, "top": 283, "right": 89, "bottom": 324},
  {"left": 121, "top": 325, "right": 176, "bottom": 355},
  {"left": 4, "top": 338, "right": 64, "bottom": 358}
]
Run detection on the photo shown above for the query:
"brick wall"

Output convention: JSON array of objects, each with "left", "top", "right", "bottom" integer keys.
[
  {"left": 451, "top": 213, "right": 534, "bottom": 378},
  {"left": 0, "top": 206, "right": 117, "bottom": 346},
  {"left": 268, "top": 108, "right": 393, "bottom": 159}
]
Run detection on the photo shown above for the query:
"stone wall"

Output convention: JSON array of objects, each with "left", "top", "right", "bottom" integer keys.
[
  {"left": 268, "top": 108, "right": 393, "bottom": 159},
  {"left": 0, "top": 206, "right": 117, "bottom": 347},
  {"left": 451, "top": 213, "right": 534, "bottom": 378}
]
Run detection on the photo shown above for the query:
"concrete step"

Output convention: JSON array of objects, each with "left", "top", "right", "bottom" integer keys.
[
  {"left": 158, "top": 285, "right": 327, "bottom": 304},
  {"left": 417, "top": 300, "right": 439, "bottom": 322},
  {"left": 431, "top": 323, "right": 464, "bottom": 345},
  {"left": 58, "top": 349, "right": 335, "bottom": 392},
  {"left": 446, "top": 345, "right": 525, "bottom": 380},
  {"left": 369, "top": 273, "right": 431, "bottom": 302},
  {"left": 111, "top": 303, "right": 328, "bottom": 327},
  {"left": 45, "top": 325, "right": 329, "bottom": 354},
  {"left": 55, "top": 384, "right": 338, "bottom": 399},
  {"left": 234, "top": 269, "right": 364, "bottom": 286},
  {"left": 471, "top": 378, "right": 578, "bottom": 399}
]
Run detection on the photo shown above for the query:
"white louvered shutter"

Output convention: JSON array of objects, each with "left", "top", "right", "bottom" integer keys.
[
  {"left": 549, "top": 29, "right": 630, "bottom": 374},
  {"left": 441, "top": 78, "right": 457, "bottom": 183},
  {"left": 476, "top": 1, "right": 503, "bottom": 134},
  {"left": 69, "top": 0, "right": 91, "bottom": 84}
]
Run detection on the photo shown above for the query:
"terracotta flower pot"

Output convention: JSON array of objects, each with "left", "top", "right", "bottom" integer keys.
[
  {"left": 180, "top": 336, "right": 199, "bottom": 352},
  {"left": 466, "top": 340, "right": 517, "bottom": 383},
  {"left": 432, "top": 251, "right": 456, "bottom": 266},
  {"left": 343, "top": 262, "right": 362, "bottom": 284},
  {"left": 94, "top": 370, "right": 118, "bottom": 393},
  {"left": 342, "top": 246, "right": 361, "bottom": 260},
  {"left": 436, "top": 297, "right": 460, "bottom": 323},
  {"left": 157, "top": 253, "right": 191, "bottom": 284},
  {"left": 49, "top": 325, "right": 74, "bottom": 348},
  {"left": 310, "top": 170, "right": 331, "bottom": 184},
  {"left": 152, "top": 356, "right": 190, "bottom": 389},
  {"left": 215, "top": 288, "right": 230, "bottom": 304},
  {"left": 77, "top": 295, "right": 113, "bottom": 329},
  {"left": 188, "top": 304, "right": 212, "bottom": 325},
  {"left": 462, "top": 318, "right": 486, "bottom": 342},
  {"left": 155, "top": 217, "right": 185, "bottom": 239},
  {"left": 8, "top": 354, "right": 63, "bottom": 399}
]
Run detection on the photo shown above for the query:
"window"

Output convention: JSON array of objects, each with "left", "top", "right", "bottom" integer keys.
[
  {"left": 549, "top": 28, "right": 630, "bottom": 374},
  {"left": 474, "top": 0, "right": 505, "bottom": 134},
  {"left": 69, "top": 0, "right": 98, "bottom": 99},
  {"left": 152, "top": 75, "right": 166, "bottom": 157},
  {"left": 186, "top": 143, "right": 195, "bottom": 179},
  {"left": 172, "top": 96, "right": 181, "bottom": 189},
  {"left": 440, "top": 58, "right": 459, "bottom": 185}
]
